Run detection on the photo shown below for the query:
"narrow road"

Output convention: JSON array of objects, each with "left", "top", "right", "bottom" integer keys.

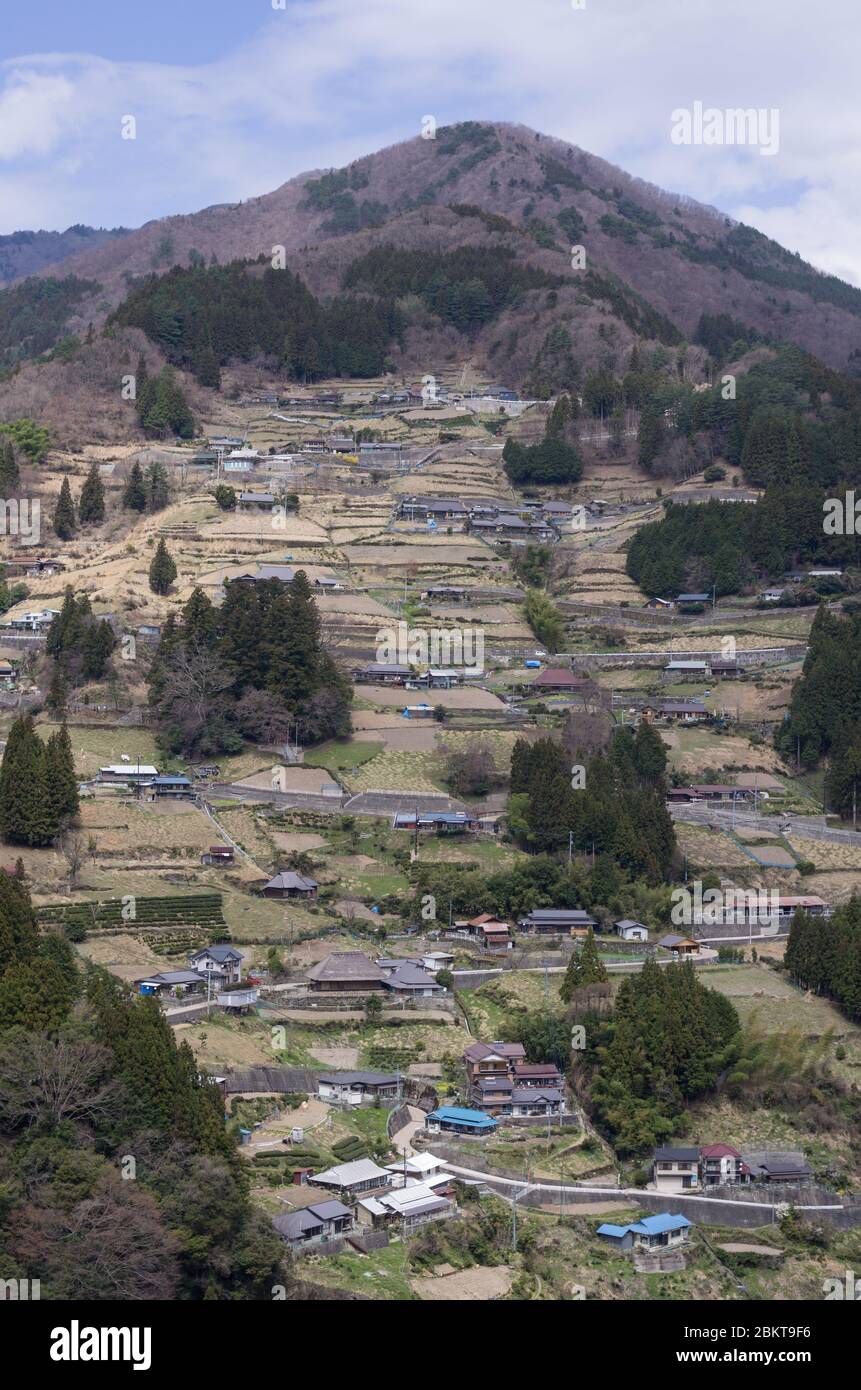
[{"left": 391, "top": 1104, "right": 426, "bottom": 1157}]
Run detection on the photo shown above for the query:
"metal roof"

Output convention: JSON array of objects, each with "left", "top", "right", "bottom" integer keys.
[{"left": 313, "top": 1158, "right": 392, "bottom": 1186}]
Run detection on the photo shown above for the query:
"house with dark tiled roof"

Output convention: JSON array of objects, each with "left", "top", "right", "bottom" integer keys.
[{"left": 306, "top": 952, "right": 386, "bottom": 993}]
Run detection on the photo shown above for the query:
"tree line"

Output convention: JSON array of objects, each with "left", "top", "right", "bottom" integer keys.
[
  {"left": 784, "top": 897, "right": 861, "bottom": 1020},
  {"left": 0, "top": 868, "right": 286, "bottom": 1298}
]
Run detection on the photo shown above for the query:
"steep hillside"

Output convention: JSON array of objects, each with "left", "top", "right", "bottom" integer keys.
[
  {"left": 0, "top": 224, "right": 131, "bottom": 285},
  {"left": 13, "top": 121, "right": 861, "bottom": 374}
]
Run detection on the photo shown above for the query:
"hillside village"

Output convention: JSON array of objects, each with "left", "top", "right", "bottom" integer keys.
[
  {"left": 1, "top": 69, "right": 861, "bottom": 1314},
  {"left": 1, "top": 363, "right": 861, "bottom": 1305}
]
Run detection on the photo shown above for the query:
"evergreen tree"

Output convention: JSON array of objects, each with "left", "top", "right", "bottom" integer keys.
[
  {"left": 45, "top": 723, "right": 79, "bottom": 825},
  {"left": 78, "top": 462, "right": 106, "bottom": 524},
  {"left": 53, "top": 477, "right": 76, "bottom": 540},
  {"left": 0, "top": 438, "right": 20, "bottom": 492},
  {"left": 149, "top": 539, "right": 177, "bottom": 595},
  {"left": 145, "top": 460, "right": 170, "bottom": 512},
  {"left": 0, "top": 716, "right": 58, "bottom": 846},
  {"left": 122, "top": 461, "right": 147, "bottom": 512},
  {"left": 560, "top": 927, "right": 608, "bottom": 1000}
]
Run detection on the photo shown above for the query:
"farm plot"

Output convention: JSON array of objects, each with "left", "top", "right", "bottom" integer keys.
[{"left": 673, "top": 823, "right": 752, "bottom": 870}]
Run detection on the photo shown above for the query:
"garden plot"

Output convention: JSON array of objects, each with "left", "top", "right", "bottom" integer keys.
[
  {"left": 411, "top": 1268, "right": 512, "bottom": 1301},
  {"left": 666, "top": 729, "right": 789, "bottom": 777},
  {"left": 787, "top": 837, "right": 861, "bottom": 872},
  {"left": 77, "top": 932, "right": 167, "bottom": 982},
  {"left": 672, "top": 823, "right": 752, "bottom": 869},
  {"left": 359, "top": 684, "right": 506, "bottom": 710}
]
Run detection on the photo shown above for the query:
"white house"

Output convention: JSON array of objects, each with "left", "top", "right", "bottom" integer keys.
[
  {"left": 188, "top": 944, "right": 244, "bottom": 986},
  {"left": 615, "top": 919, "right": 649, "bottom": 942}
]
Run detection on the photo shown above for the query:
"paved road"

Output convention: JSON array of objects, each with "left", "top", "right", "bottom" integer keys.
[
  {"left": 671, "top": 803, "right": 861, "bottom": 848},
  {"left": 436, "top": 1162, "right": 844, "bottom": 1216}
]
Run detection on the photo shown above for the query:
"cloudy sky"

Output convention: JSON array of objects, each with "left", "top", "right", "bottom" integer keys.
[{"left": 1, "top": 0, "right": 858, "bottom": 284}]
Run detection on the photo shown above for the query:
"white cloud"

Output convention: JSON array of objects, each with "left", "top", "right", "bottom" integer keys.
[{"left": 0, "top": 0, "right": 858, "bottom": 285}]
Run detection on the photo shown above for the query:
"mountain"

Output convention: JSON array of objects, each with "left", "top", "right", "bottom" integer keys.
[
  {"left": 11, "top": 121, "right": 861, "bottom": 372},
  {"left": 2, "top": 121, "right": 861, "bottom": 447},
  {"left": 0, "top": 224, "right": 132, "bottom": 285}
]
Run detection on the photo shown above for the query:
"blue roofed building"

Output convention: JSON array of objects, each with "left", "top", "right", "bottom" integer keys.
[
  {"left": 597, "top": 1212, "right": 692, "bottom": 1252},
  {"left": 425, "top": 1106, "right": 497, "bottom": 1135}
]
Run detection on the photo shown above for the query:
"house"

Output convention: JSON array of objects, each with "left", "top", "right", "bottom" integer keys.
[
  {"left": 149, "top": 775, "right": 195, "bottom": 800},
  {"left": 2, "top": 607, "right": 60, "bottom": 631},
  {"left": 518, "top": 908, "right": 597, "bottom": 935},
  {"left": 238, "top": 491, "right": 276, "bottom": 509},
  {"left": 643, "top": 596, "right": 673, "bottom": 610},
  {"left": 230, "top": 564, "right": 296, "bottom": 586},
  {"left": 455, "top": 912, "right": 509, "bottom": 939},
  {"left": 385, "top": 1152, "right": 447, "bottom": 1184},
  {"left": 652, "top": 702, "right": 710, "bottom": 724},
  {"left": 306, "top": 952, "right": 387, "bottom": 993},
  {"left": 188, "top": 945, "right": 244, "bottom": 986},
  {"left": 425, "top": 1106, "right": 497, "bottom": 1136},
  {"left": 668, "top": 784, "right": 751, "bottom": 803},
  {"left": 261, "top": 871, "right": 318, "bottom": 899},
  {"left": 615, "top": 919, "right": 649, "bottom": 942},
  {"left": 0, "top": 662, "right": 17, "bottom": 684},
  {"left": 598, "top": 1213, "right": 692, "bottom": 1252},
  {"left": 463, "top": 1041, "right": 526, "bottom": 1087},
  {"left": 215, "top": 985, "right": 259, "bottom": 1013},
  {"left": 652, "top": 1146, "right": 701, "bottom": 1192},
  {"left": 512, "top": 1062, "right": 564, "bottom": 1090},
  {"left": 201, "top": 845, "right": 235, "bottom": 866},
  {"left": 701, "top": 1144, "right": 748, "bottom": 1186},
  {"left": 775, "top": 895, "right": 831, "bottom": 921},
  {"left": 709, "top": 660, "right": 740, "bottom": 678},
  {"left": 393, "top": 811, "right": 478, "bottom": 835},
  {"left": 657, "top": 934, "right": 699, "bottom": 957},
  {"left": 675, "top": 593, "right": 711, "bottom": 608},
  {"left": 399, "top": 497, "right": 468, "bottom": 522},
  {"left": 136, "top": 970, "right": 207, "bottom": 999},
  {"left": 665, "top": 660, "right": 709, "bottom": 678},
  {"left": 312, "top": 1158, "right": 392, "bottom": 1198},
  {"left": 759, "top": 588, "right": 786, "bottom": 603},
  {"left": 377, "top": 961, "right": 444, "bottom": 996},
  {"left": 741, "top": 1151, "right": 812, "bottom": 1184},
  {"left": 272, "top": 1200, "right": 353, "bottom": 1249},
  {"left": 357, "top": 1184, "right": 454, "bottom": 1234},
  {"left": 474, "top": 1076, "right": 514, "bottom": 1112},
  {"left": 316, "top": 1072, "right": 399, "bottom": 1106},
  {"left": 354, "top": 662, "right": 412, "bottom": 685},
  {"left": 530, "top": 668, "right": 592, "bottom": 695},
  {"left": 508, "top": 1087, "right": 565, "bottom": 1117},
  {"left": 421, "top": 950, "right": 454, "bottom": 974},
  {"left": 96, "top": 764, "right": 159, "bottom": 785}
]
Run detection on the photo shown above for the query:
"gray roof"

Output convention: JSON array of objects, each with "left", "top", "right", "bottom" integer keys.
[
  {"left": 510, "top": 1088, "right": 563, "bottom": 1105},
  {"left": 255, "top": 564, "right": 296, "bottom": 582},
  {"left": 191, "top": 944, "right": 242, "bottom": 963},
  {"left": 313, "top": 1158, "right": 392, "bottom": 1187},
  {"left": 139, "top": 969, "right": 203, "bottom": 986},
  {"left": 264, "top": 871, "right": 318, "bottom": 892},
  {"left": 385, "top": 963, "right": 441, "bottom": 990},
  {"left": 654, "top": 1146, "right": 700, "bottom": 1161},
  {"left": 273, "top": 1199, "right": 352, "bottom": 1239}
]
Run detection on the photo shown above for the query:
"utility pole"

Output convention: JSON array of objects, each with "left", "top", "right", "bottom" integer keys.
[{"left": 567, "top": 831, "right": 573, "bottom": 867}]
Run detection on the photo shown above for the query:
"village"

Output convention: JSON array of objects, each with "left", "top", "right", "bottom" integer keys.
[{"left": 1, "top": 370, "right": 860, "bottom": 1305}]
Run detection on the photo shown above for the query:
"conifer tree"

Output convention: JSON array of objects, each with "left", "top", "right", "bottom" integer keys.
[
  {"left": 145, "top": 460, "right": 170, "bottom": 512},
  {"left": 149, "top": 539, "right": 177, "bottom": 595},
  {"left": 0, "top": 716, "right": 58, "bottom": 846},
  {"left": 45, "top": 723, "right": 79, "bottom": 825},
  {"left": 78, "top": 462, "right": 106, "bottom": 524},
  {"left": 122, "top": 462, "right": 147, "bottom": 512},
  {"left": 560, "top": 927, "right": 608, "bottom": 1001},
  {"left": 53, "top": 478, "right": 76, "bottom": 540},
  {"left": 0, "top": 438, "right": 20, "bottom": 492}
]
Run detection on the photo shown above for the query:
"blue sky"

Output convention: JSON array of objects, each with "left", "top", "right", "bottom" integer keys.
[{"left": 1, "top": 0, "right": 859, "bottom": 285}]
